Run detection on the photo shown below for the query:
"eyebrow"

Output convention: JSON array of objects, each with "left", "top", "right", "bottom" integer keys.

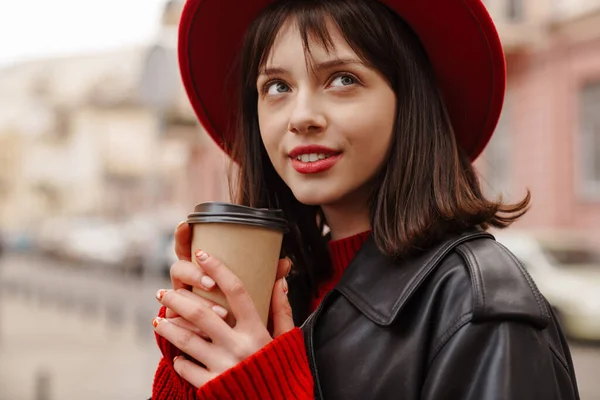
[{"left": 258, "top": 58, "right": 365, "bottom": 77}]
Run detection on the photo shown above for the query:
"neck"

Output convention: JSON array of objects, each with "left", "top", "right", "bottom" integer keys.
[{"left": 321, "top": 200, "right": 371, "bottom": 240}]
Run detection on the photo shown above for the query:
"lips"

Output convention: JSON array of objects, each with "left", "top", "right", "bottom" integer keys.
[
  {"left": 289, "top": 144, "right": 340, "bottom": 158},
  {"left": 288, "top": 145, "right": 342, "bottom": 174}
]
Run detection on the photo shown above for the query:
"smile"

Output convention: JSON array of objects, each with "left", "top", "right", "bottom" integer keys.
[
  {"left": 290, "top": 153, "right": 342, "bottom": 174},
  {"left": 288, "top": 145, "right": 343, "bottom": 174},
  {"left": 294, "top": 153, "right": 334, "bottom": 162}
]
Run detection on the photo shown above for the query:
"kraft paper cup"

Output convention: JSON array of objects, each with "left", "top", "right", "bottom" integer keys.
[{"left": 187, "top": 202, "right": 288, "bottom": 327}]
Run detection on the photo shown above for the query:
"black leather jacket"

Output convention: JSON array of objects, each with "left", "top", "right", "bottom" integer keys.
[{"left": 289, "top": 230, "right": 580, "bottom": 399}]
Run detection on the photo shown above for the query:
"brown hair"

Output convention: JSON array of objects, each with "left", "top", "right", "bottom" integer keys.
[{"left": 227, "top": 0, "right": 529, "bottom": 297}]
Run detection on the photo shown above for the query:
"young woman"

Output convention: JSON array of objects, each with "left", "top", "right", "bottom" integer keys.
[{"left": 151, "top": 0, "right": 580, "bottom": 399}]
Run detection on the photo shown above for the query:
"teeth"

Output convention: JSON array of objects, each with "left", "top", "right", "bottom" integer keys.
[{"left": 296, "top": 153, "right": 331, "bottom": 163}]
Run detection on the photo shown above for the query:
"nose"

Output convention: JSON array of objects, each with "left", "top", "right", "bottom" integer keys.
[{"left": 288, "top": 92, "right": 326, "bottom": 135}]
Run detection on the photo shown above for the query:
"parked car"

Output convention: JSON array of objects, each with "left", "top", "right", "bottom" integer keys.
[
  {"left": 63, "top": 224, "right": 144, "bottom": 275},
  {"left": 36, "top": 217, "right": 144, "bottom": 275},
  {"left": 494, "top": 231, "right": 600, "bottom": 342},
  {"left": 141, "top": 232, "right": 177, "bottom": 278}
]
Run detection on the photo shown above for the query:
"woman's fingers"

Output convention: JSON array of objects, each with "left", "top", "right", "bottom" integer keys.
[
  {"left": 270, "top": 278, "right": 295, "bottom": 338},
  {"left": 165, "top": 307, "right": 179, "bottom": 319},
  {"left": 174, "top": 221, "right": 192, "bottom": 262},
  {"left": 172, "top": 355, "right": 216, "bottom": 389},
  {"left": 194, "top": 250, "right": 263, "bottom": 329},
  {"left": 276, "top": 257, "right": 292, "bottom": 281},
  {"left": 158, "top": 289, "right": 233, "bottom": 343},
  {"left": 167, "top": 257, "right": 289, "bottom": 321},
  {"left": 170, "top": 259, "right": 216, "bottom": 292},
  {"left": 177, "top": 289, "right": 229, "bottom": 319},
  {"left": 167, "top": 317, "right": 211, "bottom": 340},
  {"left": 152, "top": 317, "right": 224, "bottom": 370},
  {"left": 163, "top": 289, "right": 228, "bottom": 321}
]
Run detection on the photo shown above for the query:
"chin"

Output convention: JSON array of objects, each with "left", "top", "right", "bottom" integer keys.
[{"left": 289, "top": 185, "right": 343, "bottom": 206}]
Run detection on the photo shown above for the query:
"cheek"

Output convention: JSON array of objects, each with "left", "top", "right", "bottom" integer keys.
[
  {"left": 349, "top": 128, "right": 392, "bottom": 180},
  {"left": 258, "top": 108, "right": 286, "bottom": 170},
  {"left": 346, "top": 93, "right": 396, "bottom": 165}
]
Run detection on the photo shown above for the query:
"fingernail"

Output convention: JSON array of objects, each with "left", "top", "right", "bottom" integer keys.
[
  {"left": 152, "top": 317, "right": 164, "bottom": 328},
  {"left": 282, "top": 278, "right": 288, "bottom": 295},
  {"left": 195, "top": 250, "right": 209, "bottom": 263},
  {"left": 200, "top": 275, "right": 216, "bottom": 290},
  {"left": 212, "top": 305, "right": 228, "bottom": 319},
  {"left": 173, "top": 355, "right": 183, "bottom": 363},
  {"left": 156, "top": 289, "right": 168, "bottom": 301},
  {"left": 286, "top": 258, "right": 292, "bottom": 277},
  {"left": 176, "top": 221, "right": 187, "bottom": 230}
]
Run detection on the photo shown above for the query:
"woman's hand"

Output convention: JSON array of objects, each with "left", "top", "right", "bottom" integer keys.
[
  {"left": 152, "top": 222, "right": 295, "bottom": 387},
  {"left": 165, "top": 222, "right": 291, "bottom": 319}
]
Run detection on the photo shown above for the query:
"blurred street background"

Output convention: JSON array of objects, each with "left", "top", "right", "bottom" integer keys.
[{"left": 1, "top": 0, "right": 600, "bottom": 399}]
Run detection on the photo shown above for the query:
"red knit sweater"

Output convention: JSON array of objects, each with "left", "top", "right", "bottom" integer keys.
[{"left": 152, "top": 231, "right": 371, "bottom": 399}]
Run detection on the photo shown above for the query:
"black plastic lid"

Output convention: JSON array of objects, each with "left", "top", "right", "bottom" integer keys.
[{"left": 187, "top": 202, "right": 288, "bottom": 232}]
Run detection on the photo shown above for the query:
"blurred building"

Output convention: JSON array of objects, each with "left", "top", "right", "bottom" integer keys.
[
  {"left": 0, "top": 0, "right": 229, "bottom": 234},
  {"left": 478, "top": 0, "right": 600, "bottom": 242},
  {"left": 2, "top": 0, "right": 600, "bottom": 243}
]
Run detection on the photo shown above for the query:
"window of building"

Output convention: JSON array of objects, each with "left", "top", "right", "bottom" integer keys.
[
  {"left": 507, "top": 0, "right": 525, "bottom": 21},
  {"left": 580, "top": 81, "right": 600, "bottom": 199}
]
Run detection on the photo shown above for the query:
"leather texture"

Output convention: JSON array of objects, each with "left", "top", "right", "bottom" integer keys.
[{"left": 290, "top": 230, "right": 580, "bottom": 400}]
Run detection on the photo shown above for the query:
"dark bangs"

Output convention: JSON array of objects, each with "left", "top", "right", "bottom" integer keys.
[{"left": 241, "top": 0, "right": 414, "bottom": 94}]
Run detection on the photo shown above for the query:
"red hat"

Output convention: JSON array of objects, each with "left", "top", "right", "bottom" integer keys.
[{"left": 178, "top": 0, "right": 506, "bottom": 161}]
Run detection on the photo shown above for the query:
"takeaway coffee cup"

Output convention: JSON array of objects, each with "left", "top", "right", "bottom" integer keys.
[{"left": 187, "top": 202, "right": 288, "bottom": 327}]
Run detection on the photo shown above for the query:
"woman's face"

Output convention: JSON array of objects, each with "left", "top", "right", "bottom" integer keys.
[{"left": 256, "top": 19, "right": 396, "bottom": 208}]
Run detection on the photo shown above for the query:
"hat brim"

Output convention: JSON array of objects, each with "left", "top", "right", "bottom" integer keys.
[{"left": 178, "top": 0, "right": 506, "bottom": 161}]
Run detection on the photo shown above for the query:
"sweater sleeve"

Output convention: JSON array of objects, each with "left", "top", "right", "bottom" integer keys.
[
  {"left": 152, "top": 307, "right": 315, "bottom": 400},
  {"left": 196, "top": 327, "right": 314, "bottom": 400},
  {"left": 152, "top": 306, "right": 199, "bottom": 400}
]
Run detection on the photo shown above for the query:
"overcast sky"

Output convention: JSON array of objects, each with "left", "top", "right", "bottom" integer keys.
[{"left": 0, "top": 0, "right": 169, "bottom": 67}]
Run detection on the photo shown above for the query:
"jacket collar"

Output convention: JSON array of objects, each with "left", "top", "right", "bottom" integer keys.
[{"left": 335, "top": 230, "right": 493, "bottom": 327}]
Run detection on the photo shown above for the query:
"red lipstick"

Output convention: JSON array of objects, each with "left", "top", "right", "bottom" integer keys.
[{"left": 288, "top": 145, "right": 342, "bottom": 174}]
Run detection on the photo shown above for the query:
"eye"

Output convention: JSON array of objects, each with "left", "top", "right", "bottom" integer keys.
[
  {"left": 265, "top": 81, "right": 291, "bottom": 95},
  {"left": 329, "top": 74, "right": 357, "bottom": 88}
]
